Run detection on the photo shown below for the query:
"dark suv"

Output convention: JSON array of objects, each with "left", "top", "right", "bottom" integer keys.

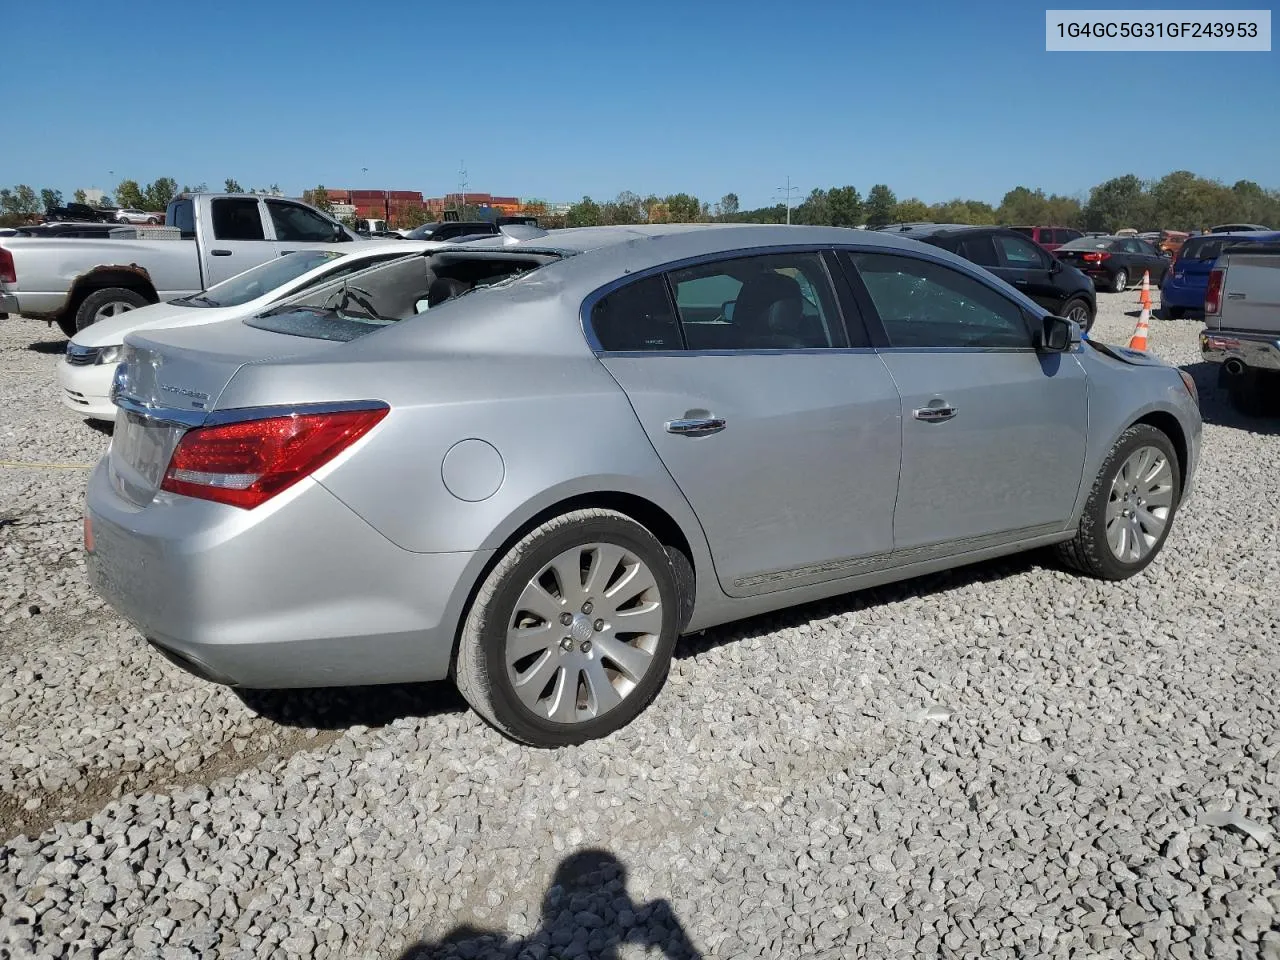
[{"left": 888, "top": 224, "right": 1097, "bottom": 330}]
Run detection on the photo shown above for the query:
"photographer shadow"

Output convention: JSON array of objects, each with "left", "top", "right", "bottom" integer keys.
[{"left": 395, "top": 848, "right": 701, "bottom": 960}]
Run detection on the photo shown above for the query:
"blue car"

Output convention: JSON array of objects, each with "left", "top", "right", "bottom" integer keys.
[{"left": 1161, "top": 231, "right": 1280, "bottom": 318}]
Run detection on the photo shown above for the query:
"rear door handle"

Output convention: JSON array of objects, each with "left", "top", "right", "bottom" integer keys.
[
  {"left": 913, "top": 405, "right": 957, "bottom": 422},
  {"left": 665, "top": 417, "right": 726, "bottom": 436},
  {"left": 1013, "top": 278, "right": 1028, "bottom": 285},
  {"left": 211, "top": 249, "right": 232, "bottom": 256}
]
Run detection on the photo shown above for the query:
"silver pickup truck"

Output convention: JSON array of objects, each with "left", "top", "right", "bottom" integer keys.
[
  {"left": 0, "top": 193, "right": 361, "bottom": 337},
  {"left": 1200, "top": 241, "right": 1280, "bottom": 415}
]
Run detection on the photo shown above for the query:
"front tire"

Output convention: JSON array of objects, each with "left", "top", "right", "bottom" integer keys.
[
  {"left": 73, "top": 287, "right": 148, "bottom": 332},
  {"left": 455, "top": 509, "right": 682, "bottom": 746},
  {"left": 1060, "top": 297, "right": 1094, "bottom": 333},
  {"left": 1056, "top": 424, "right": 1181, "bottom": 580},
  {"left": 1110, "top": 269, "right": 1129, "bottom": 293}
]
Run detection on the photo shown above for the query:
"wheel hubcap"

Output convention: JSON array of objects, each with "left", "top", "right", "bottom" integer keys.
[
  {"left": 1105, "top": 445, "right": 1174, "bottom": 563},
  {"left": 93, "top": 302, "right": 136, "bottom": 322},
  {"left": 1068, "top": 304, "right": 1088, "bottom": 323},
  {"left": 1115, "top": 272, "right": 1127, "bottom": 292},
  {"left": 506, "top": 542, "right": 664, "bottom": 724}
]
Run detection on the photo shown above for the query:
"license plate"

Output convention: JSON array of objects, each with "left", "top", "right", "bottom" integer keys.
[{"left": 110, "top": 411, "right": 184, "bottom": 496}]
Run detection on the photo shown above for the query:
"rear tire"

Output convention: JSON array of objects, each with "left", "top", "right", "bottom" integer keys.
[
  {"left": 455, "top": 508, "right": 682, "bottom": 746},
  {"left": 1110, "top": 269, "right": 1129, "bottom": 293},
  {"left": 74, "top": 287, "right": 149, "bottom": 332},
  {"left": 1056, "top": 424, "right": 1181, "bottom": 581}
]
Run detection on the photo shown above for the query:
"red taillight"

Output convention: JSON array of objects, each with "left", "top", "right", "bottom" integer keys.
[
  {"left": 161, "top": 407, "right": 388, "bottom": 509},
  {"left": 1205, "top": 268, "right": 1224, "bottom": 315},
  {"left": 1081, "top": 252, "right": 1110, "bottom": 262},
  {"left": 0, "top": 246, "right": 15, "bottom": 284}
]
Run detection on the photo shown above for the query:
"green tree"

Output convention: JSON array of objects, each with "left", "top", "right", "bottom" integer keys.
[
  {"left": 1083, "top": 174, "right": 1150, "bottom": 232},
  {"left": 600, "top": 191, "right": 645, "bottom": 225},
  {"left": 1044, "top": 194, "right": 1085, "bottom": 227},
  {"left": 72, "top": 189, "right": 87, "bottom": 205},
  {"left": 864, "top": 184, "right": 897, "bottom": 228},
  {"left": 394, "top": 205, "right": 432, "bottom": 230},
  {"left": 1149, "top": 170, "right": 1222, "bottom": 231},
  {"left": 826, "top": 186, "right": 862, "bottom": 227},
  {"left": 115, "top": 179, "right": 147, "bottom": 209},
  {"left": 144, "top": 177, "right": 177, "bottom": 211},
  {"left": 718, "top": 192, "right": 739, "bottom": 218},
  {"left": 302, "top": 185, "right": 332, "bottom": 214},
  {"left": 181, "top": 183, "right": 209, "bottom": 194},
  {"left": 40, "top": 188, "right": 64, "bottom": 212},
  {"left": 224, "top": 178, "right": 244, "bottom": 194},
  {"left": 892, "top": 197, "right": 930, "bottom": 223},
  {"left": 566, "top": 195, "right": 602, "bottom": 227},
  {"left": 930, "top": 198, "right": 996, "bottom": 224},
  {"left": 664, "top": 193, "right": 704, "bottom": 223},
  {"left": 997, "top": 186, "right": 1049, "bottom": 225},
  {"left": 794, "top": 188, "right": 831, "bottom": 225}
]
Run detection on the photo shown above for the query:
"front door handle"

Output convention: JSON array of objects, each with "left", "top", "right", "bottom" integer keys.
[
  {"left": 210, "top": 249, "right": 232, "bottom": 256},
  {"left": 665, "top": 417, "right": 726, "bottom": 436},
  {"left": 1013, "top": 278, "right": 1028, "bottom": 285},
  {"left": 913, "top": 405, "right": 957, "bottom": 423}
]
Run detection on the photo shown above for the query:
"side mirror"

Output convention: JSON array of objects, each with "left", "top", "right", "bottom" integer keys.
[
  {"left": 333, "top": 223, "right": 350, "bottom": 242},
  {"left": 1049, "top": 258, "right": 1063, "bottom": 274},
  {"left": 1035, "top": 314, "right": 1076, "bottom": 352}
]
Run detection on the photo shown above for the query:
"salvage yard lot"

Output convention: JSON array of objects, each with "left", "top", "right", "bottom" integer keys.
[{"left": 1, "top": 296, "right": 1278, "bottom": 958}]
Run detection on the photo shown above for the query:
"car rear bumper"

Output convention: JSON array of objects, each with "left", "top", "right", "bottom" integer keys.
[
  {"left": 56, "top": 357, "right": 117, "bottom": 420},
  {"left": 85, "top": 458, "right": 491, "bottom": 689},
  {"left": 1200, "top": 329, "right": 1280, "bottom": 371}
]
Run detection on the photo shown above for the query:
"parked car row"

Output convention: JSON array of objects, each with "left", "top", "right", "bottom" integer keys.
[{"left": 68, "top": 223, "right": 1201, "bottom": 745}]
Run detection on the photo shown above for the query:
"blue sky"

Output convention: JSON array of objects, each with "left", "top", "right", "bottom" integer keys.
[{"left": 7, "top": 0, "right": 1277, "bottom": 207}]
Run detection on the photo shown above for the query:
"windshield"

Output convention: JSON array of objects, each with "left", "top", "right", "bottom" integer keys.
[
  {"left": 178, "top": 250, "right": 344, "bottom": 308},
  {"left": 1059, "top": 237, "right": 1116, "bottom": 251},
  {"left": 403, "top": 223, "right": 441, "bottom": 240}
]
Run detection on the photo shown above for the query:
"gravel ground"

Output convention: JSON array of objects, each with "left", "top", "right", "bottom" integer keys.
[{"left": 1, "top": 292, "right": 1278, "bottom": 960}]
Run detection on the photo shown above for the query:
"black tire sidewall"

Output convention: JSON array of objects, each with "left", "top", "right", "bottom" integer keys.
[
  {"left": 75, "top": 288, "right": 148, "bottom": 332},
  {"left": 1062, "top": 297, "right": 1093, "bottom": 332},
  {"left": 1083, "top": 426, "right": 1181, "bottom": 579},
  {"left": 476, "top": 516, "right": 680, "bottom": 746}
]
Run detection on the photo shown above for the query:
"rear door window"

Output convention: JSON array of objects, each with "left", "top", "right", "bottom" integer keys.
[
  {"left": 668, "top": 252, "right": 847, "bottom": 350},
  {"left": 589, "top": 276, "right": 682, "bottom": 351},
  {"left": 210, "top": 198, "right": 265, "bottom": 241},
  {"left": 955, "top": 235, "right": 1000, "bottom": 267}
]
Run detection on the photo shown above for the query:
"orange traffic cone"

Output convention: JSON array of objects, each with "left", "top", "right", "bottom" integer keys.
[
  {"left": 1129, "top": 302, "right": 1150, "bottom": 351},
  {"left": 1139, "top": 270, "right": 1152, "bottom": 311}
]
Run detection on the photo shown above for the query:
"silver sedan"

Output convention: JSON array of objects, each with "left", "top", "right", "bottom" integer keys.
[{"left": 85, "top": 225, "right": 1202, "bottom": 745}]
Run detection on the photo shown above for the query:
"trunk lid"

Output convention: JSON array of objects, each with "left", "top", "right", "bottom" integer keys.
[{"left": 109, "top": 322, "right": 342, "bottom": 505}]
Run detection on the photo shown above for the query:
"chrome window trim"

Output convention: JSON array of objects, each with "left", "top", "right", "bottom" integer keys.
[{"left": 110, "top": 394, "right": 388, "bottom": 429}]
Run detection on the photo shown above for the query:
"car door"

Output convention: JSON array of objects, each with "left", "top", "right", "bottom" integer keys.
[
  {"left": 201, "top": 197, "right": 278, "bottom": 286},
  {"left": 1132, "top": 239, "right": 1167, "bottom": 281},
  {"left": 840, "top": 249, "right": 1088, "bottom": 555},
  {"left": 991, "top": 232, "right": 1065, "bottom": 312},
  {"left": 265, "top": 199, "right": 350, "bottom": 254},
  {"left": 591, "top": 250, "right": 903, "bottom": 598}
]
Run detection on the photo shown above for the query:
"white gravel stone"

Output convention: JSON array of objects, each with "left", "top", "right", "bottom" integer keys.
[{"left": 1, "top": 295, "right": 1278, "bottom": 957}]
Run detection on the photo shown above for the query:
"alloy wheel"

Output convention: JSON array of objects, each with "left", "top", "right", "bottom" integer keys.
[
  {"left": 1105, "top": 445, "right": 1174, "bottom": 563},
  {"left": 93, "top": 302, "right": 136, "bottom": 322},
  {"left": 505, "top": 542, "right": 665, "bottom": 724}
]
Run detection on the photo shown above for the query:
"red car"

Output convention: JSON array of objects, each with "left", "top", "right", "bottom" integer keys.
[{"left": 1010, "top": 226, "right": 1084, "bottom": 253}]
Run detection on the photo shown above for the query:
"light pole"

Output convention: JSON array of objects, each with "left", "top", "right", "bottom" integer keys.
[
  {"left": 776, "top": 176, "right": 801, "bottom": 225},
  {"left": 458, "top": 161, "right": 469, "bottom": 217}
]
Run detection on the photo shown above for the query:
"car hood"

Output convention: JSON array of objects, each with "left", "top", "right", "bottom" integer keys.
[{"left": 70, "top": 299, "right": 256, "bottom": 349}]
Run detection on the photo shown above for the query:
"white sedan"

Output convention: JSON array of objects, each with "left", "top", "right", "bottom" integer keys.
[
  {"left": 57, "top": 241, "right": 435, "bottom": 420},
  {"left": 115, "top": 208, "right": 162, "bottom": 224}
]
